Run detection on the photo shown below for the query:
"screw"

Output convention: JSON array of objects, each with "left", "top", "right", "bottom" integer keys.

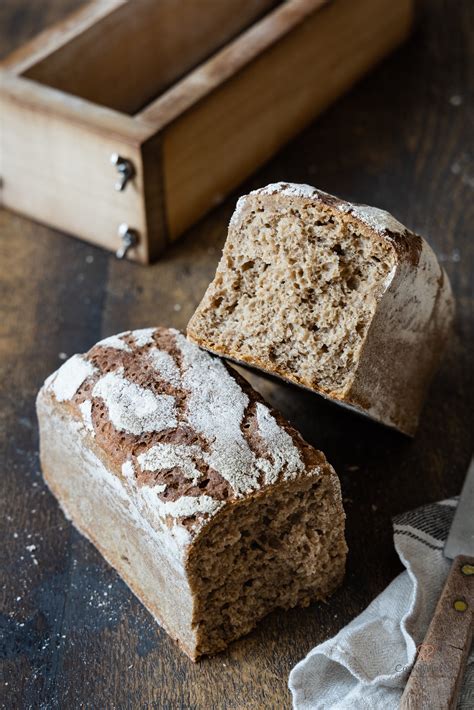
[
  {"left": 116, "top": 224, "right": 138, "bottom": 259},
  {"left": 110, "top": 153, "right": 135, "bottom": 192}
]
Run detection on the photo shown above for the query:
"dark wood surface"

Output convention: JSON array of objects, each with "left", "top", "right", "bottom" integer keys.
[{"left": 1, "top": 2, "right": 472, "bottom": 708}]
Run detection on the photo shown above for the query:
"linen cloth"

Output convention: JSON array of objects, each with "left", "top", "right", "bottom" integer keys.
[{"left": 289, "top": 497, "right": 474, "bottom": 709}]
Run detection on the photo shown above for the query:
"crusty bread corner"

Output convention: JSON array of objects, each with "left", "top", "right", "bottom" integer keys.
[{"left": 187, "top": 183, "right": 455, "bottom": 436}]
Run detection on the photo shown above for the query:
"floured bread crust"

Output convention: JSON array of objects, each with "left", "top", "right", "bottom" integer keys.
[
  {"left": 37, "top": 327, "right": 347, "bottom": 659},
  {"left": 187, "top": 183, "right": 455, "bottom": 435}
]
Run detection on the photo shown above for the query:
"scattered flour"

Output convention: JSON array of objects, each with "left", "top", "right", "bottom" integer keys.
[
  {"left": 231, "top": 182, "right": 408, "bottom": 236},
  {"left": 138, "top": 444, "right": 204, "bottom": 484},
  {"left": 49, "top": 355, "right": 96, "bottom": 402},
  {"left": 254, "top": 403, "right": 304, "bottom": 485},
  {"left": 96, "top": 334, "right": 131, "bottom": 352},
  {"left": 78, "top": 399, "right": 94, "bottom": 435},
  {"left": 92, "top": 369, "right": 177, "bottom": 435},
  {"left": 133, "top": 328, "right": 156, "bottom": 347},
  {"left": 147, "top": 349, "right": 181, "bottom": 388}
]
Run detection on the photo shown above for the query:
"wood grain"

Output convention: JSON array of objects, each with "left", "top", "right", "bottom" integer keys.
[
  {"left": 20, "top": 0, "right": 280, "bottom": 115},
  {"left": 160, "top": 0, "right": 413, "bottom": 238},
  {"left": 0, "top": 73, "right": 151, "bottom": 260},
  {"left": 0, "top": 0, "right": 473, "bottom": 708},
  {"left": 400, "top": 555, "right": 474, "bottom": 710},
  {"left": 0, "top": 0, "right": 414, "bottom": 260}
]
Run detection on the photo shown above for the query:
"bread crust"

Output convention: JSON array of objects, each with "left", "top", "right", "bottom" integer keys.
[
  {"left": 37, "top": 326, "right": 346, "bottom": 658},
  {"left": 187, "top": 183, "right": 455, "bottom": 435}
]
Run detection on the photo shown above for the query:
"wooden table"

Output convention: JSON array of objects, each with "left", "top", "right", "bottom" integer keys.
[{"left": 1, "top": 2, "right": 472, "bottom": 708}]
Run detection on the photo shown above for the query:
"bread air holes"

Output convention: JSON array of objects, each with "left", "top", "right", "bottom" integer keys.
[
  {"left": 315, "top": 217, "right": 335, "bottom": 226},
  {"left": 241, "top": 260, "right": 254, "bottom": 272},
  {"left": 288, "top": 510, "right": 302, "bottom": 525},
  {"left": 346, "top": 275, "right": 360, "bottom": 291},
  {"left": 290, "top": 266, "right": 304, "bottom": 281},
  {"left": 301, "top": 288, "right": 316, "bottom": 304}
]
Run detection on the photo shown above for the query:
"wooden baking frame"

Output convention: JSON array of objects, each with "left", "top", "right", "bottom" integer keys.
[{"left": 0, "top": 0, "right": 414, "bottom": 262}]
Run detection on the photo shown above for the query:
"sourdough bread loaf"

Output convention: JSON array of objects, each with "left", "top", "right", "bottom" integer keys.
[
  {"left": 187, "top": 183, "right": 455, "bottom": 435},
  {"left": 36, "top": 327, "right": 347, "bottom": 660}
]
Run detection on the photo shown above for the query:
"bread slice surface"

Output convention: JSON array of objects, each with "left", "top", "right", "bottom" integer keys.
[{"left": 187, "top": 183, "right": 454, "bottom": 435}]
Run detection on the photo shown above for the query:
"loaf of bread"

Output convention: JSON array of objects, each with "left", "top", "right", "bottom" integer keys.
[
  {"left": 187, "top": 183, "right": 454, "bottom": 435},
  {"left": 36, "top": 327, "right": 347, "bottom": 659}
]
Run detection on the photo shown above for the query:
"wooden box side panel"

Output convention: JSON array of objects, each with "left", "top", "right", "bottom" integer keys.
[
  {"left": 161, "top": 0, "right": 414, "bottom": 240},
  {"left": 0, "top": 80, "right": 153, "bottom": 263}
]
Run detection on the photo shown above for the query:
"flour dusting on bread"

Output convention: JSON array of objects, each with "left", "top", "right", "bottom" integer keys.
[
  {"left": 43, "top": 328, "right": 314, "bottom": 527},
  {"left": 37, "top": 326, "right": 347, "bottom": 660},
  {"left": 92, "top": 369, "right": 178, "bottom": 435},
  {"left": 49, "top": 355, "right": 96, "bottom": 402}
]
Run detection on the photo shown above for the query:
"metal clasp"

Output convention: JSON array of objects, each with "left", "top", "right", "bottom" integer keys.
[
  {"left": 110, "top": 153, "right": 135, "bottom": 192},
  {"left": 116, "top": 223, "right": 138, "bottom": 259}
]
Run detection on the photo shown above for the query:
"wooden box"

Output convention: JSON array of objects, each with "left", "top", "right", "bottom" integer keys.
[{"left": 0, "top": 0, "right": 414, "bottom": 263}]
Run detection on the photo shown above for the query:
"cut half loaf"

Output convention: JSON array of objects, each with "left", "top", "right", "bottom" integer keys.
[
  {"left": 37, "top": 327, "right": 347, "bottom": 660},
  {"left": 187, "top": 183, "right": 454, "bottom": 435}
]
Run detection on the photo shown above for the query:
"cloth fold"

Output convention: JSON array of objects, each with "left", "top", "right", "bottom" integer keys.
[{"left": 289, "top": 498, "right": 474, "bottom": 709}]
